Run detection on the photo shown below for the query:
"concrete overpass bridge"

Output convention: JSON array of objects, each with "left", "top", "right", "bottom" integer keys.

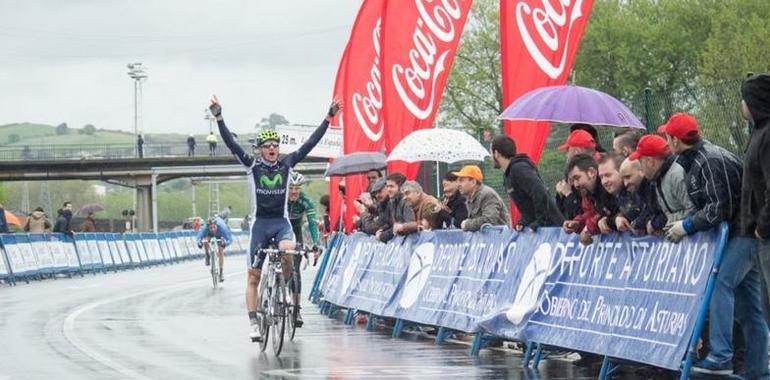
[{"left": 0, "top": 154, "right": 328, "bottom": 232}]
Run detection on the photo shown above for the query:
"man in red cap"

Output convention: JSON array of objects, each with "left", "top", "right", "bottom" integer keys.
[
  {"left": 657, "top": 112, "right": 747, "bottom": 376},
  {"left": 628, "top": 134, "right": 694, "bottom": 235},
  {"left": 452, "top": 165, "right": 510, "bottom": 232},
  {"left": 558, "top": 129, "right": 599, "bottom": 160},
  {"left": 657, "top": 113, "right": 742, "bottom": 242}
]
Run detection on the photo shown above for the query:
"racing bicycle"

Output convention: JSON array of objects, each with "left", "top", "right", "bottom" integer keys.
[
  {"left": 206, "top": 237, "right": 223, "bottom": 289},
  {"left": 255, "top": 245, "right": 310, "bottom": 356}
]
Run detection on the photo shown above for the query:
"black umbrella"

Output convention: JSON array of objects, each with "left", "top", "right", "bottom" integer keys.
[{"left": 325, "top": 152, "right": 387, "bottom": 177}]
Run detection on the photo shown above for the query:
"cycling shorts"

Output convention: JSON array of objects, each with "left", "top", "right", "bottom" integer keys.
[{"left": 248, "top": 217, "right": 295, "bottom": 269}]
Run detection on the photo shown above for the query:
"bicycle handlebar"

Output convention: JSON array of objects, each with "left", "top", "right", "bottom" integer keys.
[{"left": 258, "top": 248, "right": 306, "bottom": 256}]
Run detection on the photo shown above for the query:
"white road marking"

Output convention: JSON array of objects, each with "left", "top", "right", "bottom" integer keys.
[{"left": 62, "top": 270, "right": 246, "bottom": 380}]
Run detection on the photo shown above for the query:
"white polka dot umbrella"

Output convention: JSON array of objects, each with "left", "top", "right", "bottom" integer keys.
[{"left": 386, "top": 129, "right": 490, "bottom": 164}]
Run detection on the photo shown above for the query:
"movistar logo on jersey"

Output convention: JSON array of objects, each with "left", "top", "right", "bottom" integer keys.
[{"left": 259, "top": 173, "right": 283, "bottom": 189}]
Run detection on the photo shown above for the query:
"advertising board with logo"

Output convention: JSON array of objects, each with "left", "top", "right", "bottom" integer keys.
[{"left": 319, "top": 227, "right": 722, "bottom": 370}]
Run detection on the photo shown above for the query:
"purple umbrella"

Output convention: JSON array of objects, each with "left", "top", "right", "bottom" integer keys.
[{"left": 499, "top": 85, "right": 645, "bottom": 129}]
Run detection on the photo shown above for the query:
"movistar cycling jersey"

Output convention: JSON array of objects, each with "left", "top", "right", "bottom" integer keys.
[
  {"left": 217, "top": 118, "right": 329, "bottom": 219},
  {"left": 287, "top": 191, "right": 320, "bottom": 245}
]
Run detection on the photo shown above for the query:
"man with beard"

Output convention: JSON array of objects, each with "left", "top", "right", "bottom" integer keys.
[
  {"left": 563, "top": 154, "right": 612, "bottom": 245},
  {"left": 617, "top": 158, "right": 663, "bottom": 235},
  {"left": 490, "top": 135, "right": 563, "bottom": 231}
]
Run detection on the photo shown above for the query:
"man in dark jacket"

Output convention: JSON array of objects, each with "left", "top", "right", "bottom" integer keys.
[
  {"left": 659, "top": 113, "right": 743, "bottom": 241},
  {"left": 618, "top": 158, "right": 663, "bottom": 235},
  {"left": 137, "top": 134, "right": 144, "bottom": 158},
  {"left": 357, "top": 178, "right": 390, "bottom": 236},
  {"left": 439, "top": 172, "right": 467, "bottom": 229},
  {"left": 0, "top": 204, "right": 8, "bottom": 233},
  {"left": 53, "top": 201, "right": 74, "bottom": 235},
  {"left": 187, "top": 134, "right": 196, "bottom": 157},
  {"left": 657, "top": 113, "right": 760, "bottom": 377},
  {"left": 384, "top": 173, "right": 416, "bottom": 239},
  {"left": 741, "top": 74, "right": 770, "bottom": 254},
  {"left": 491, "top": 135, "right": 563, "bottom": 231}
]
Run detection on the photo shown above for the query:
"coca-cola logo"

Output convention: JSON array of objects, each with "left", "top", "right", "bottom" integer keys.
[
  {"left": 351, "top": 19, "right": 385, "bottom": 142},
  {"left": 392, "top": 0, "right": 465, "bottom": 120},
  {"left": 516, "top": 0, "right": 586, "bottom": 79}
]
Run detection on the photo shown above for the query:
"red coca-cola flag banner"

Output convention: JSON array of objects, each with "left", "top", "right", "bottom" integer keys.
[
  {"left": 382, "top": 0, "right": 473, "bottom": 179},
  {"left": 328, "top": 44, "right": 348, "bottom": 233},
  {"left": 501, "top": 0, "right": 593, "bottom": 223},
  {"left": 339, "top": 0, "right": 388, "bottom": 231},
  {"left": 500, "top": 0, "right": 594, "bottom": 163}
]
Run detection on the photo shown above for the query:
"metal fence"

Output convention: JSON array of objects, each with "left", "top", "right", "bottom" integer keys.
[{"left": 0, "top": 142, "right": 253, "bottom": 161}]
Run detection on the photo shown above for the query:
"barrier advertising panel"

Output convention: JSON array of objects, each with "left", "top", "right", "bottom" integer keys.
[{"left": 319, "top": 227, "right": 722, "bottom": 370}]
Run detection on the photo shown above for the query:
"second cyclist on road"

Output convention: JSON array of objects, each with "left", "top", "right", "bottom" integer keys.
[
  {"left": 287, "top": 171, "right": 322, "bottom": 328},
  {"left": 197, "top": 216, "right": 233, "bottom": 282}
]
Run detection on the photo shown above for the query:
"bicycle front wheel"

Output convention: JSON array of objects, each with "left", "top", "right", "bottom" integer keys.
[
  {"left": 210, "top": 253, "right": 218, "bottom": 289},
  {"left": 271, "top": 277, "right": 286, "bottom": 356},
  {"left": 259, "top": 285, "right": 270, "bottom": 352}
]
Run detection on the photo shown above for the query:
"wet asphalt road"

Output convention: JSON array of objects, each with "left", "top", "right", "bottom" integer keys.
[{"left": 0, "top": 255, "right": 656, "bottom": 379}]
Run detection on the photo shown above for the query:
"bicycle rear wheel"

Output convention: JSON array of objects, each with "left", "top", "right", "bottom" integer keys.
[
  {"left": 271, "top": 278, "right": 286, "bottom": 356},
  {"left": 288, "top": 272, "right": 299, "bottom": 341},
  {"left": 259, "top": 285, "right": 270, "bottom": 352}
]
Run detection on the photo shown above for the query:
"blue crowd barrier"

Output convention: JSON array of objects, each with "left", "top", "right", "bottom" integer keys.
[
  {"left": 312, "top": 224, "right": 729, "bottom": 379},
  {"left": 0, "top": 229, "right": 248, "bottom": 287}
]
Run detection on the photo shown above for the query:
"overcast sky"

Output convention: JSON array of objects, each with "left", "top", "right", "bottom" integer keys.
[{"left": 0, "top": 1, "right": 358, "bottom": 135}]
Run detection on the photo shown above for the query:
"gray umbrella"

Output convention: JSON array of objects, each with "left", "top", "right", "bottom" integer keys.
[
  {"left": 77, "top": 203, "right": 105, "bottom": 215},
  {"left": 325, "top": 152, "right": 387, "bottom": 177}
]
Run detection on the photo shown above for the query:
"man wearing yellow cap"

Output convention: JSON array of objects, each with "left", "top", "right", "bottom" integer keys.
[{"left": 453, "top": 165, "right": 510, "bottom": 232}]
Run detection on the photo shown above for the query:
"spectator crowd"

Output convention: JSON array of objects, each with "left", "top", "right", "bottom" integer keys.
[{"left": 328, "top": 74, "right": 770, "bottom": 376}]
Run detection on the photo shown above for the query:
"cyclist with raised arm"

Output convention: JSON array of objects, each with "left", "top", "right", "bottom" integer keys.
[
  {"left": 208, "top": 95, "right": 341, "bottom": 342},
  {"left": 196, "top": 216, "right": 233, "bottom": 282},
  {"left": 286, "top": 171, "right": 321, "bottom": 327}
]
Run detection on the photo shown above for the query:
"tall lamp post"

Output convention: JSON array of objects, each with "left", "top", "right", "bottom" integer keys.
[
  {"left": 127, "top": 63, "right": 147, "bottom": 231},
  {"left": 127, "top": 63, "right": 148, "bottom": 140}
]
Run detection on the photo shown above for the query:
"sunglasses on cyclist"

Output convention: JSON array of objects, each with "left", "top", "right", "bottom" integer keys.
[{"left": 260, "top": 142, "right": 279, "bottom": 149}]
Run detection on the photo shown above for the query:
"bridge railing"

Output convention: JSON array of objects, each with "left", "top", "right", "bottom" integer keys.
[{"left": 0, "top": 143, "right": 254, "bottom": 161}]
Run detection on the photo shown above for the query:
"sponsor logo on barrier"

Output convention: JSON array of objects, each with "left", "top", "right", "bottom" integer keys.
[
  {"left": 506, "top": 242, "right": 554, "bottom": 324},
  {"left": 399, "top": 242, "right": 435, "bottom": 309},
  {"left": 340, "top": 241, "right": 359, "bottom": 295}
]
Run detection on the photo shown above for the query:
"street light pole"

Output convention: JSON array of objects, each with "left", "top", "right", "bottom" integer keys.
[
  {"left": 127, "top": 63, "right": 147, "bottom": 231},
  {"left": 127, "top": 63, "right": 148, "bottom": 140}
]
